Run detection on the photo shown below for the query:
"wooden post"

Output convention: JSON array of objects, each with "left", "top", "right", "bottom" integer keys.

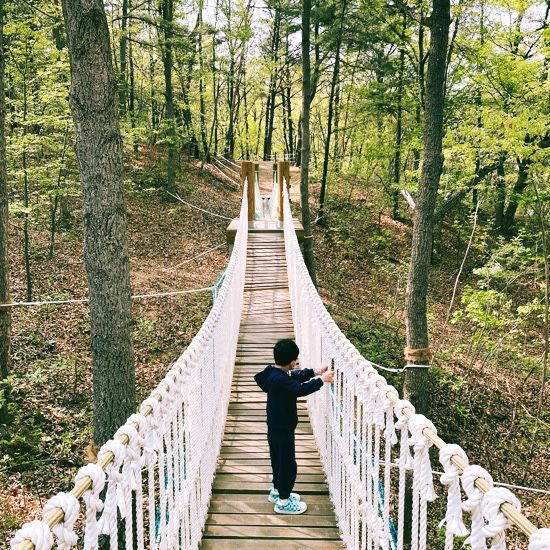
[
  {"left": 277, "top": 161, "right": 284, "bottom": 221},
  {"left": 242, "top": 161, "right": 255, "bottom": 221},
  {"left": 273, "top": 162, "right": 277, "bottom": 186},
  {"left": 284, "top": 160, "right": 291, "bottom": 195}
]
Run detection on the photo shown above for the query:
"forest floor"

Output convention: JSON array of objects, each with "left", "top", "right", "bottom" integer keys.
[
  {"left": 0, "top": 149, "right": 241, "bottom": 543},
  {"left": 1, "top": 152, "right": 548, "bottom": 547}
]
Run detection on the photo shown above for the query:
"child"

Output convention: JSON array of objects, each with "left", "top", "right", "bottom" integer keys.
[{"left": 254, "top": 339, "right": 333, "bottom": 514}]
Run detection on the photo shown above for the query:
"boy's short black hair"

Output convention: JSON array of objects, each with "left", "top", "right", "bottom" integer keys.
[{"left": 273, "top": 339, "right": 299, "bottom": 366}]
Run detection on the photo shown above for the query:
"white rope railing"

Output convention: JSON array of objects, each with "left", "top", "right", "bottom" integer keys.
[
  {"left": 11, "top": 184, "right": 249, "bottom": 550},
  {"left": 281, "top": 184, "right": 547, "bottom": 550}
]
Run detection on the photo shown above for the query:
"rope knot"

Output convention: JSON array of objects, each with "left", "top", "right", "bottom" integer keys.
[
  {"left": 482, "top": 487, "right": 521, "bottom": 549},
  {"left": 42, "top": 492, "right": 80, "bottom": 549},
  {"left": 438, "top": 444, "right": 469, "bottom": 543},
  {"left": 10, "top": 520, "right": 53, "bottom": 550},
  {"left": 529, "top": 528, "right": 550, "bottom": 550},
  {"left": 379, "top": 385, "right": 399, "bottom": 444},
  {"left": 394, "top": 399, "right": 415, "bottom": 470},
  {"left": 97, "top": 439, "right": 128, "bottom": 534},
  {"left": 409, "top": 414, "right": 437, "bottom": 502}
]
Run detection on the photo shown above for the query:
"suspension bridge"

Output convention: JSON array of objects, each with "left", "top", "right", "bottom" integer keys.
[{"left": 10, "top": 160, "right": 550, "bottom": 549}]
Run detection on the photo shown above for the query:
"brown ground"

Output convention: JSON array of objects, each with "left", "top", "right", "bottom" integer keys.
[{"left": 1, "top": 156, "right": 547, "bottom": 548}]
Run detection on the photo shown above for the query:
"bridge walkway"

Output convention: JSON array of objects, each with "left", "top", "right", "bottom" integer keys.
[{"left": 201, "top": 229, "right": 343, "bottom": 548}]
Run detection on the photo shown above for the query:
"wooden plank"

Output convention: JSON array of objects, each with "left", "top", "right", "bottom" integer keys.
[
  {"left": 201, "top": 540, "right": 343, "bottom": 549},
  {"left": 206, "top": 514, "right": 336, "bottom": 527},
  {"left": 202, "top": 525, "right": 340, "bottom": 540}
]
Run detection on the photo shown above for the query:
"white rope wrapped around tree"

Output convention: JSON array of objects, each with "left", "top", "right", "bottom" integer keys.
[
  {"left": 281, "top": 183, "right": 540, "bottom": 549},
  {"left": 11, "top": 184, "right": 249, "bottom": 550}
]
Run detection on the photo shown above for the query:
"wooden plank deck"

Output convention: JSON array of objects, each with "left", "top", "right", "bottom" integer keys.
[{"left": 201, "top": 230, "right": 342, "bottom": 548}]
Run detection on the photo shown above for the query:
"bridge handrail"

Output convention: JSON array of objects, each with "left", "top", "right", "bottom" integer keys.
[
  {"left": 12, "top": 184, "right": 249, "bottom": 550},
  {"left": 281, "top": 184, "right": 543, "bottom": 549}
]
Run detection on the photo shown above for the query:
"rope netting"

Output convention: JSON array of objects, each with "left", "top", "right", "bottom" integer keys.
[
  {"left": 281, "top": 184, "right": 548, "bottom": 550},
  {"left": 11, "top": 185, "right": 249, "bottom": 550}
]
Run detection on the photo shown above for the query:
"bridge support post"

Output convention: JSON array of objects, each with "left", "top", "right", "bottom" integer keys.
[
  {"left": 277, "top": 161, "right": 291, "bottom": 222},
  {"left": 241, "top": 161, "right": 255, "bottom": 221},
  {"left": 277, "top": 162, "right": 284, "bottom": 221}
]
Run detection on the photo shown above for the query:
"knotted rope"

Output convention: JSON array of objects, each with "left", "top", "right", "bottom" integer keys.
[{"left": 438, "top": 444, "right": 469, "bottom": 549}]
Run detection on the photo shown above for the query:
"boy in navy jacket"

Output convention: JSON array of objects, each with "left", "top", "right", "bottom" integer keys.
[{"left": 254, "top": 339, "right": 333, "bottom": 514}]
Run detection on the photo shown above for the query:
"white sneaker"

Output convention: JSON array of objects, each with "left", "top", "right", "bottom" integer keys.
[
  {"left": 268, "top": 488, "right": 301, "bottom": 503},
  {"left": 274, "top": 495, "right": 307, "bottom": 515}
]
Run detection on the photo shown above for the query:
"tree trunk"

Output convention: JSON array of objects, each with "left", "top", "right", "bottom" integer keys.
[
  {"left": 501, "top": 157, "right": 531, "bottom": 236},
  {"left": 494, "top": 152, "right": 506, "bottom": 231},
  {"left": 392, "top": 14, "right": 406, "bottom": 220},
  {"left": 198, "top": 1, "right": 210, "bottom": 162},
  {"left": 119, "top": 0, "right": 128, "bottom": 114},
  {"left": 403, "top": 0, "right": 450, "bottom": 414},
  {"left": 161, "top": 0, "right": 177, "bottom": 193},
  {"left": 317, "top": 1, "right": 346, "bottom": 226},
  {"left": 0, "top": 0, "right": 10, "bottom": 423},
  {"left": 263, "top": 9, "right": 281, "bottom": 160},
  {"left": 19, "top": 61, "right": 33, "bottom": 302},
  {"left": 61, "top": 0, "right": 135, "bottom": 445},
  {"left": 300, "top": 0, "right": 317, "bottom": 285},
  {"left": 128, "top": 28, "right": 138, "bottom": 157}
]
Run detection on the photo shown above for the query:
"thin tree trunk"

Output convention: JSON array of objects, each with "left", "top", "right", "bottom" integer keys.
[
  {"left": 62, "top": 0, "right": 135, "bottom": 445},
  {"left": 128, "top": 28, "right": 138, "bottom": 157},
  {"left": 161, "top": 0, "right": 177, "bottom": 194},
  {"left": 22, "top": 72, "right": 32, "bottom": 301},
  {"left": 198, "top": 0, "right": 210, "bottom": 161},
  {"left": 208, "top": 0, "right": 220, "bottom": 157},
  {"left": 392, "top": 14, "right": 406, "bottom": 220},
  {"left": 403, "top": 0, "right": 450, "bottom": 414},
  {"left": 317, "top": 0, "right": 346, "bottom": 226},
  {"left": 0, "top": 0, "right": 10, "bottom": 424},
  {"left": 494, "top": 152, "right": 506, "bottom": 230},
  {"left": 119, "top": 0, "right": 128, "bottom": 114},
  {"left": 263, "top": 9, "right": 281, "bottom": 160},
  {"left": 501, "top": 157, "right": 531, "bottom": 235},
  {"left": 49, "top": 125, "right": 70, "bottom": 259},
  {"left": 300, "top": 0, "right": 317, "bottom": 285}
]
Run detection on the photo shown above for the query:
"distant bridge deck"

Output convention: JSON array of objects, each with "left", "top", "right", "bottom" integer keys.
[{"left": 201, "top": 229, "right": 342, "bottom": 548}]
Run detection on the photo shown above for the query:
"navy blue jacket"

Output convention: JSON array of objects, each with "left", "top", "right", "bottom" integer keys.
[{"left": 254, "top": 365, "right": 324, "bottom": 430}]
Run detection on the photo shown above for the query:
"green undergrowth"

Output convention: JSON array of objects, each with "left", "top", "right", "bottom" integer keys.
[{"left": 313, "top": 189, "right": 550, "bottom": 533}]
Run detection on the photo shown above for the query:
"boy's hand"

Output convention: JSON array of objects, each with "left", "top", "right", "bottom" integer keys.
[
  {"left": 321, "top": 370, "right": 334, "bottom": 384},
  {"left": 314, "top": 365, "right": 329, "bottom": 376}
]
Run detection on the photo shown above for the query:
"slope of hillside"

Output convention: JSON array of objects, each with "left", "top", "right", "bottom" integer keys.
[{"left": 0, "top": 154, "right": 241, "bottom": 542}]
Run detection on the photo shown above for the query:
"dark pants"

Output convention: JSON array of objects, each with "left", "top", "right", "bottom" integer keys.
[{"left": 267, "top": 427, "right": 297, "bottom": 499}]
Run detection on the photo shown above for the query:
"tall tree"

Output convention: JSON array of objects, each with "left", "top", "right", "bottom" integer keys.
[
  {"left": 403, "top": 0, "right": 451, "bottom": 414},
  {"left": 300, "top": 0, "right": 317, "bottom": 284},
  {"left": 61, "top": 0, "right": 136, "bottom": 445},
  {"left": 119, "top": 0, "right": 129, "bottom": 113},
  {"left": 0, "top": 0, "right": 10, "bottom": 423},
  {"left": 197, "top": 0, "right": 210, "bottom": 161},
  {"left": 160, "top": 0, "right": 177, "bottom": 194},
  {"left": 263, "top": 5, "right": 282, "bottom": 160},
  {"left": 317, "top": 0, "right": 348, "bottom": 226}
]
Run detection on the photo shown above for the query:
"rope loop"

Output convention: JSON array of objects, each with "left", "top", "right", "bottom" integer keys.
[
  {"left": 380, "top": 385, "right": 399, "bottom": 444},
  {"left": 482, "top": 487, "right": 521, "bottom": 549},
  {"left": 461, "top": 464, "right": 494, "bottom": 549},
  {"left": 529, "top": 528, "right": 550, "bottom": 549},
  {"left": 42, "top": 492, "right": 80, "bottom": 549},
  {"left": 74, "top": 463, "right": 105, "bottom": 550},
  {"left": 438, "top": 444, "right": 470, "bottom": 546},
  {"left": 409, "top": 414, "right": 438, "bottom": 503},
  {"left": 97, "top": 439, "right": 127, "bottom": 535},
  {"left": 10, "top": 520, "right": 53, "bottom": 550}
]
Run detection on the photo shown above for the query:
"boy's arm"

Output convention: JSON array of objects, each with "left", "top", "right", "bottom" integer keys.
[
  {"left": 277, "top": 375, "right": 323, "bottom": 397},
  {"left": 290, "top": 368, "right": 315, "bottom": 382}
]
